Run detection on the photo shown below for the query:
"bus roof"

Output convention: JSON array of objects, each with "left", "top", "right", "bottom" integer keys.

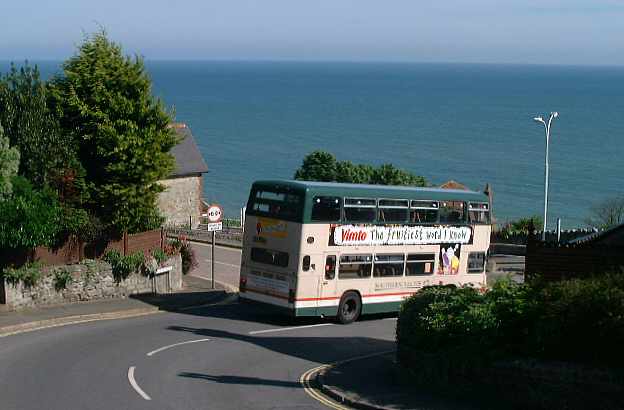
[{"left": 252, "top": 179, "right": 489, "bottom": 202}]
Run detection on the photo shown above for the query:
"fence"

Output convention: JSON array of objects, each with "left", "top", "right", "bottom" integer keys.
[
  {"left": 0, "top": 229, "right": 165, "bottom": 268},
  {"left": 525, "top": 236, "right": 624, "bottom": 282}
]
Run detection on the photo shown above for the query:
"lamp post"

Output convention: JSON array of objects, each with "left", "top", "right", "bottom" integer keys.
[{"left": 533, "top": 112, "right": 558, "bottom": 241}]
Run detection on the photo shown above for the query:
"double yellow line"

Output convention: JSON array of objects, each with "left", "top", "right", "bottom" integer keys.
[
  {"left": 300, "top": 364, "right": 351, "bottom": 410},
  {"left": 299, "top": 350, "right": 395, "bottom": 410}
]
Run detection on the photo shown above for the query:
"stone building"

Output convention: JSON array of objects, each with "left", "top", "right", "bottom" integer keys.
[{"left": 157, "top": 123, "right": 209, "bottom": 228}]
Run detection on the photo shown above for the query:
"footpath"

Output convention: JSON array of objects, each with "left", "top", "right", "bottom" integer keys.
[
  {"left": 315, "top": 352, "right": 480, "bottom": 410},
  {"left": 0, "top": 274, "right": 234, "bottom": 338}
]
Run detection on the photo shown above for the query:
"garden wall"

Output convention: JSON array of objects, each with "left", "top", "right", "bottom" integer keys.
[
  {"left": 0, "top": 229, "right": 165, "bottom": 268},
  {"left": 2, "top": 254, "right": 181, "bottom": 311}
]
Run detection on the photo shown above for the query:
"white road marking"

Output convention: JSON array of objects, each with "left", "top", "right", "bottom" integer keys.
[
  {"left": 127, "top": 366, "right": 151, "bottom": 401},
  {"left": 203, "top": 259, "right": 240, "bottom": 269},
  {"left": 146, "top": 338, "right": 211, "bottom": 356},
  {"left": 176, "top": 295, "right": 239, "bottom": 311},
  {"left": 384, "top": 317, "right": 398, "bottom": 321},
  {"left": 191, "top": 242, "right": 242, "bottom": 252},
  {"left": 249, "top": 323, "right": 334, "bottom": 335}
]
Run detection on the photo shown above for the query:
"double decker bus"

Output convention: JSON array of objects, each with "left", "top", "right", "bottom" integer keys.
[{"left": 239, "top": 180, "right": 492, "bottom": 324}]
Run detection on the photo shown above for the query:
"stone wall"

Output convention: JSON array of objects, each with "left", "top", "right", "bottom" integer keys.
[
  {"left": 158, "top": 174, "right": 204, "bottom": 228},
  {"left": 3, "top": 254, "right": 182, "bottom": 311}
]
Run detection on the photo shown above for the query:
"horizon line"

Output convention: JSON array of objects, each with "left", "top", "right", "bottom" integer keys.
[{"left": 1, "top": 58, "right": 623, "bottom": 69}]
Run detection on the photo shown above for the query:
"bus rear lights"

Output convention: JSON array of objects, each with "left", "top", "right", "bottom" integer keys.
[{"left": 239, "top": 277, "right": 247, "bottom": 292}]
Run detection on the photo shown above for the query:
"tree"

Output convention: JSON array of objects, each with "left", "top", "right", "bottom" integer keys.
[
  {"left": 48, "top": 32, "right": 178, "bottom": 233},
  {"left": 293, "top": 150, "right": 337, "bottom": 181},
  {"left": 0, "top": 63, "right": 76, "bottom": 188},
  {"left": 294, "top": 150, "right": 427, "bottom": 186},
  {"left": 585, "top": 196, "right": 624, "bottom": 229},
  {"left": 0, "top": 125, "right": 20, "bottom": 200}
]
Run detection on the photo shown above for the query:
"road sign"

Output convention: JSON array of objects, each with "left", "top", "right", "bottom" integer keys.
[
  {"left": 206, "top": 204, "right": 223, "bottom": 223},
  {"left": 206, "top": 222, "right": 223, "bottom": 232}
]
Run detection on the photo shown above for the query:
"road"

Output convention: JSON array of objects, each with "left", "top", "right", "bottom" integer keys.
[
  {"left": 190, "top": 243, "right": 242, "bottom": 291},
  {"left": 0, "top": 301, "right": 396, "bottom": 410}
]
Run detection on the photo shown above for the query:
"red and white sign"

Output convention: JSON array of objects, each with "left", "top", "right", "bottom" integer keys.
[
  {"left": 205, "top": 204, "right": 223, "bottom": 223},
  {"left": 334, "top": 225, "right": 472, "bottom": 246}
]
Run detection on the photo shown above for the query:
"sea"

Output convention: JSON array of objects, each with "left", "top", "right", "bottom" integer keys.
[{"left": 3, "top": 60, "right": 624, "bottom": 228}]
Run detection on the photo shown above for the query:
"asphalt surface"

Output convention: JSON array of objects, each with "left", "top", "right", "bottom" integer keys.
[
  {"left": 191, "top": 243, "right": 242, "bottom": 291},
  {"left": 0, "top": 299, "right": 397, "bottom": 410}
]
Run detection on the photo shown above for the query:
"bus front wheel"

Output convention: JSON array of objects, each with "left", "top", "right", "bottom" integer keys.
[{"left": 337, "top": 292, "right": 361, "bottom": 324}]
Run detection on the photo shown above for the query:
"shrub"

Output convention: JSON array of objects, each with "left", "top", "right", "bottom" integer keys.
[
  {"left": 2, "top": 262, "right": 43, "bottom": 287},
  {"left": 0, "top": 176, "right": 63, "bottom": 249},
  {"left": 152, "top": 248, "right": 168, "bottom": 266},
  {"left": 53, "top": 269, "right": 73, "bottom": 291},
  {"left": 170, "top": 238, "right": 197, "bottom": 275},
  {"left": 397, "top": 275, "right": 624, "bottom": 381},
  {"left": 102, "top": 250, "right": 145, "bottom": 282}
]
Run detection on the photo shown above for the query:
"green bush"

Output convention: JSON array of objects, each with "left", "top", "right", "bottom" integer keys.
[
  {"left": 0, "top": 176, "right": 63, "bottom": 249},
  {"left": 2, "top": 262, "right": 43, "bottom": 287},
  {"left": 102, "top": 250, "right": 145, "bottom": 282},
  {"left": 170, "top": 238, "right": 197, "bottom": 275},
  {"left": 397, "top": 275, "right": 624, "bottom": 380},
  {"left": 152, "top": 248, "right": 168, "bottom": 266},
  {"left": 53, "top": 269, "right": 73, "bottom": 291}
]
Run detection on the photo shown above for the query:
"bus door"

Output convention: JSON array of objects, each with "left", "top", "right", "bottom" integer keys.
[{"left": 318, "top": 253, "right": 338, "bottom": 314}]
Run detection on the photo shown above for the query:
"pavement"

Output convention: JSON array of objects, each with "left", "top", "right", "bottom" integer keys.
[
  {"left": 315, "top": 352, "right": 480, "bottom": 410},
  {"left": 0, "top": 273, "right": 233, "bottom": 338}
]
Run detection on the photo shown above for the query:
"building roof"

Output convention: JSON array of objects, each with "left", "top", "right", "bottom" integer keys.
[
  {"left": 439, "top": 180, "right": 470, "bottom": 190},
  {"left": 251, "top": 179, "right": 489, "bottom": 203},
  {"left": 566, "top": 222, "right": 624, "bottom": 246},
  {"left": 169, "top": 124, "right": 208, "bottom": 177}
]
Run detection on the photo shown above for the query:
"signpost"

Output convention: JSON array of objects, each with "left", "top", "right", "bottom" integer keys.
[{"left": 204, "top": 204, "right": 223, "bottom": 289}]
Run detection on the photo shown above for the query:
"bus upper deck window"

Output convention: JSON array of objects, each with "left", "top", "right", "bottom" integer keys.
[
  {"left": 325, "top": 255, "right": 336, "bottom": 280},
  {"left": 344, "top": 198, "right": 376, "bottom": 223},
  {"left": 439, "top": 201, "right": 466, "bottom": 224},
  {"left": 410, "top": 201, "right": 439, "bottom": 224},
  {"left": 468, "top": 203, "right": 490, "bottom": 224},
  {"left": 311, "top": 196, "right": 341, "bottom": 222},
  {"left": 378, "top": 199, "right": 408, "bottom": 223}
]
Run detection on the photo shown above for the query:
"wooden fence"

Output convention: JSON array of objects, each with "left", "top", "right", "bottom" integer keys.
[
  {"left": 0, "top": 229, "right": 165, "bottom": 268},
  {"left": 525, "top": 236, "right": 624, "bottom": 282}
]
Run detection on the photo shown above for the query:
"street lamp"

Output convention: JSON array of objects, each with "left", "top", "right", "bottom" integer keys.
[{"left": 533, "top": 112, "right": 558, "bottom": 241}]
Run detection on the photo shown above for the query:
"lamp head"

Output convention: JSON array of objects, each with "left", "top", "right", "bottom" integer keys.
[
  {"left": 552, "top": 112, "right": 559, "bottom": 118},
  {"left": 533, "top": 116, "right": 544, "bottom": 123}
]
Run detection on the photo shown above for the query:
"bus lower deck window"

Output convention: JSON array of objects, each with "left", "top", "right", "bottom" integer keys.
[
  {"left": 468, "top": 252, "right": 486, "bottom": 273},
  {"left": 339, "top": 254, "right": 372, "bottom": 279},
  {"left": 406, "top": 253, "right": 435, "bottom": 275},
  {"left": 373, "top": 254, "right": 405, "bottom": 277}
]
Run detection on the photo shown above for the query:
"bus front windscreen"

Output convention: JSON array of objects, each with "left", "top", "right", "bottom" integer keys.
[{"left": 247, "top": 189, "right": 303, "bottom": 221}]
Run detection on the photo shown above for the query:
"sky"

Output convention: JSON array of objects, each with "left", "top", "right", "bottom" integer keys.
[{"left": 2, "top": 0, "right": 624, "bottom": 65}]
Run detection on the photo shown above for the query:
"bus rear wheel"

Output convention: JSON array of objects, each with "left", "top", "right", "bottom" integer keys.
[{"left": 337, "top": 292, "right": 361, "bottom": 324}]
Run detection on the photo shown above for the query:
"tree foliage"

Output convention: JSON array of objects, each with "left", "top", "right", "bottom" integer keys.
[
  {"left": 0, "top": 125, "right": 20, "bottom": 200},
  {"left": 0, "top": 177, "right": 63, "bottom": 249},
  {"left": 585, "top": 196, "right": 624, "bottom": 229},
  {"left": 48, "top": 32, "right": 178, "bottom": 233},
  {"left": 0, "top": 63, "right": 76, "bottom": 188},
  {"left": 294, "top": 150, "right": 427, "bottom": 186}
]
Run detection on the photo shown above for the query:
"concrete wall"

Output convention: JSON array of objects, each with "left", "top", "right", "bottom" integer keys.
[
  {"left": 3, "top": 254, "right": 182, "bottom": 311},
  {"left": 158, "top": 174, "right": 204, "bottom": 228}
]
